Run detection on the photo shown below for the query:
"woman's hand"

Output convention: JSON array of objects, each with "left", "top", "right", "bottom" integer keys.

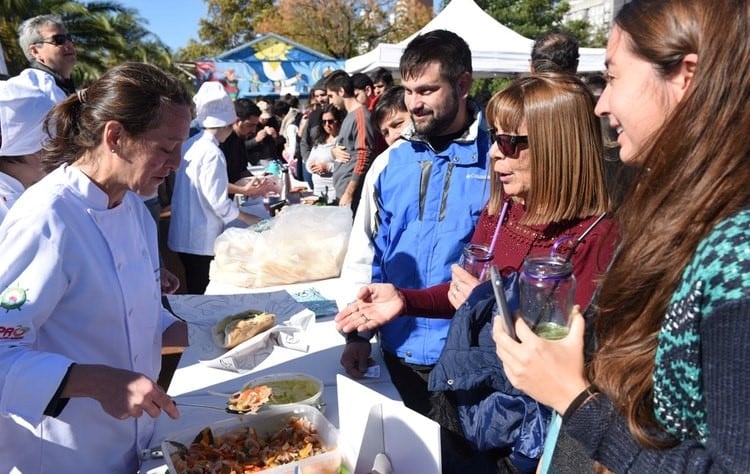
[
  {"left": 334, "top": 284, "right": 406, "bottom": 333},
  {"left": 310, "top": 162, "right": 330, "bottom": 175},
  {"left": 447, "top": 264, "right": 479, "bottom": 308},
  {"left": 492, "top": 306, "right": 589, "bottom": 414},
  {"left": 62, "top": 364, "right": 180, "bottom": 420}
]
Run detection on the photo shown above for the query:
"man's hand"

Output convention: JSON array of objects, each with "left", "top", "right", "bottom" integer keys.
[
  {"left": 331, "top": 145, "right": 351, "bottom": 163},
  {"left": 340, "top": 339, "right": 372, "bottom": 378},
  {"left": 335, "top": 284, "right": 406, "bottom": 333},
  {"left": 339, "top": 192, "right": 353, "bottom": 207},
  {"left": 160, "top": 267, "right": 180, "bottom": 295},
  {"left": 238, "top": 176, "right": 274, "bottom": 198}
]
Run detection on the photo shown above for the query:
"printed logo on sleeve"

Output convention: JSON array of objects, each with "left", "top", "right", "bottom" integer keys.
[
  {"left": 0, "top": 286, "right": 31, "bottom": 340},
  {"left": 0, "top": 324, "right": 30, "bottom": 340},
  {"left": 1, "top": 286, "right": 28, "bottom": 312}
]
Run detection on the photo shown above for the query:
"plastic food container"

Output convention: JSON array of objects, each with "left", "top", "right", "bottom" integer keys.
[
  {"left": 243, "top": 372, "right": 325, "bottom": 412},
  {"left": 162, "top": 404, "right": 343, "bottom": 474}
]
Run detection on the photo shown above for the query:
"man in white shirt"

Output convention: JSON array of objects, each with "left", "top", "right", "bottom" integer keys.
[{"left": 17, "top": 14, "right": 77, "bottom": 98}]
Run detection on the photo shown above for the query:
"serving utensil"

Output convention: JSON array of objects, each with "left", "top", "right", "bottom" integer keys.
[{"left": 174, "top": 401, "right": 229, "bottom": 412}]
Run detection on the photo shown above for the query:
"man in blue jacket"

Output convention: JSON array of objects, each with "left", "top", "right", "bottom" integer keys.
[{"left": 340, "top": 29, "right": 491, "bottom": 418}]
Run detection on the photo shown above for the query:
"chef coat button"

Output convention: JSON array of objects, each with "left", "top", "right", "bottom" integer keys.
[
  {"left": 447, "top": 379, "right": 454, "bottom": 386},
  {"left": 405, "top": 351, "right": 412, "bottom": 357},
  {"left": 133, "top": 354, "right": 138, "bottom": 362},
  {"left": 128, "top": 308, "right": 134, "bottom": 317}
]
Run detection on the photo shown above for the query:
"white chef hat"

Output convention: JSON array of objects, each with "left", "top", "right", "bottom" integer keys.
[
  {"left": 0, "top": 70, "right": 58, "bottom": 157},
  {"left": 193, "top": 81, "right": 236, "bottom": 128}
]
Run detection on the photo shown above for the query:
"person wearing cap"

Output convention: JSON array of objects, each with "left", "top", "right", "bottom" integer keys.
[
  {"left": 17, "top": 14, "right": 77, "bottom": 99},
  {"left": 168, "top": 82, "right": 261, "bottom": 294},
  {"left": 0, "top": 72, "right": 53, "bottom": 222},
  {"left": 0, "top": 62, "right": 189, "bottom": 473}
]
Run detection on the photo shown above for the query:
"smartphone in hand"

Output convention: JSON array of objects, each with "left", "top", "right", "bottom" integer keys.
[{"left": 490, "top": 265, "right": 518, "bottom": 341}]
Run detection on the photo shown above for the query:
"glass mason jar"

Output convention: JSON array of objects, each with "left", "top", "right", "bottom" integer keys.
[
  {"left": 519, "top": 256, "right": 576, "bottom": 340},
  {"left": 459, "top": 243, "right": 493, "bottom": 280}
]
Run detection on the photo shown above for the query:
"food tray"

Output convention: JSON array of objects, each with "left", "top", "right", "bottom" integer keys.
[{"left": 162, "top": 404, "right": 342, "bottom": 474}]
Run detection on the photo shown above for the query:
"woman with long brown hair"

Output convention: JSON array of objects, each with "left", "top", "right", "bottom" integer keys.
[{"left": 494, "top": 0, "right": 750, "bottom": 472}]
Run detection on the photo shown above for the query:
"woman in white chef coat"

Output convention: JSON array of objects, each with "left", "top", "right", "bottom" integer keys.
[
  {"left": 0, "top": 62, "right": 190, "bottom": 473},
  {"left": 168, "top": 81, "right": 260, "bottom": 294},
  {"left": 0, "top": 66, "right": 56, "bottom": 223}
]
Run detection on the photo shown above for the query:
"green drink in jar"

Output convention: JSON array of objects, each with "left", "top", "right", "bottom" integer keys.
[
  {"left": 519, "top": 255, "right": 575, "bottom": 340},
  {"left": 533, "top": 322, "right": 570, "bottom": 340}
]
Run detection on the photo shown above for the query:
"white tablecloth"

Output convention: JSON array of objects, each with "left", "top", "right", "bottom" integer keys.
[{"left": 141, "top": 278, "right": 400, "bottom": 473}]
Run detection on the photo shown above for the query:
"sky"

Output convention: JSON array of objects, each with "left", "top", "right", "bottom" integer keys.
[
  {"left": 115, "top": 0, "right": 442, "bottom": 52},
  {"left": 116, "top": 0, "right": 207, "bottom": 51}
]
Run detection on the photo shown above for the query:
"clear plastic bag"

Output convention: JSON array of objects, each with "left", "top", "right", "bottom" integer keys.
[{"left": 211, "top": 204, "right": 352, "bottom": 287}]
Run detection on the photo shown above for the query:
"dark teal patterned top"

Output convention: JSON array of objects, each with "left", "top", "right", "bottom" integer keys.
[
  {"left": 654, "top": 209, "right": 750, "bottom": 443},
  {"left": 564, "top": 208, "right": 750, "bottom": 472}
]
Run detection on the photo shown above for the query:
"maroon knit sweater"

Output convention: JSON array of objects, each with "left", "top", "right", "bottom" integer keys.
[{"left": 400, "top": 200, "right": 618, "bottom": 317}]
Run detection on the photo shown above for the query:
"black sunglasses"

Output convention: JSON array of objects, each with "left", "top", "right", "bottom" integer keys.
[
  {"left": 38, "top": 33, "right": 73, "bottom": 46},
  {"left": 489, "top": 129, "right": 529, "bottom": 157},
  {"left": 322, "top": 119, "right": 338, "bottom": 125}
]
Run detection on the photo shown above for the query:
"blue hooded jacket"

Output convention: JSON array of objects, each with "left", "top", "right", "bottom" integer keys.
[{"left": 374, "top": 104, "right": 491, "bottom": 365}]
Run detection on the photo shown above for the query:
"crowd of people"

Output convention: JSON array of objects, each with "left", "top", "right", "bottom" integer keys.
[
  {"left": 336, "top": 1, "right": 750, "bottom": 473},
  {"left": 1, "top": 0, "right": 749, "bottom": 471}
]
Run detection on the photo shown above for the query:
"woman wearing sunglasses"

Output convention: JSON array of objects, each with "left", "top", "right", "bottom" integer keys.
[
  {"left": 306, "top": 104, "right": 345, "bottom": 201},
  {"left": 494, "top": 0, "right": 750, "bottom": 472},
  {"left": 336, "top": 73, "right": 617, "bottom": 472}
]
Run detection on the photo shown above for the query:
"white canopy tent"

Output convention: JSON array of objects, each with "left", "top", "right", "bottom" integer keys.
[{"left": 345, "top": 0, "right": 606, "bottom": 77}]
